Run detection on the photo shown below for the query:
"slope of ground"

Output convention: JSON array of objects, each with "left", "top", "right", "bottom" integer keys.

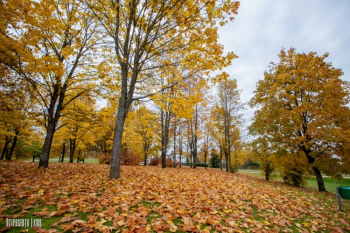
[{"left": 0, "top": 161, "right": 349, "bottom": 232}]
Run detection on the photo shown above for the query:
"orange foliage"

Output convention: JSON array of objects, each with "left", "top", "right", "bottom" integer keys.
[{"left": 149, "top": 157, "right": 161, "bottom": 166}]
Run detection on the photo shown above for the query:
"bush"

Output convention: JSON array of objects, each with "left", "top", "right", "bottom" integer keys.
[
  {"left": 98, "top": 150, "right": 141, "bottom": 166},
  {"left": 259, "top": 160, "right": 274, "bottom": 180},
  {"left": 98, "top": 152, "right": 111, "bottom": 164},
  {"left": 163, "top": 158, "right": 180, "bottom": 167},
  {"left": 241, "top": 159, "right": 260, "bottom": 169},
  {"left": 230, "top": 162, "right": 238, "bottom": 173},
  {"left": 149, "top": 157, "right": 161, "bottom": 166},
  {"left": 281, "top": 168, "right": 306, "bottom": 187},
  {"left": 196, "top": 163, "right": 209, "bottom": 168},
  {"left": 210, "top": 152, "right": 221, "bottom": 168},
  {"left": 148, "top": 157, "right": 180, "bottom": 167},
  {"left": 121, "top": 150, "right": 141, "bottom": 165}
]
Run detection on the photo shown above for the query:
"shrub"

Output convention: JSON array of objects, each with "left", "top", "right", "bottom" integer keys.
[
  {"left": 149, "top": 157, "right": 161, "bottom": 166},
  {"left": 164, "top": 158, "right": 180, "bottom": 167},
  {"left": 210, "top": 152, "right": 221, "bottom": 168},
  {"left": 148, "top": 158, "right": 180, "bottom": 167},
  {"left": 230, "top": 162, "right": 238, "bottom": 173},
  {"left": 281, "top": 168, "right": 306, "bottom": 187},
  {"left": 98, "top": 150, "right": 141, "bottom": 166},
  {"left": 196, "top": 163, "right": 209, "bottom": 168},
  {"left": 259, "top": 160, "right": 274, "bottom": 180},
  {"left": 121, "top": 150, "right": 140, "bottom": 165},
  {"left": 98, "top": 152, "right": 111, "bottom": 164}
]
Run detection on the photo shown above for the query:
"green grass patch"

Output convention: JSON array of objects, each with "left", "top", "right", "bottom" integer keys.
[
  {"left": 238, "top": 169, "right": 350, "bottom": 193},
  {"left": 22, "top": 158, "right": 99, "bottom": 164}
]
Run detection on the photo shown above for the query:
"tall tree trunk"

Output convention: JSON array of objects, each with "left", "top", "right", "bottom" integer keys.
[
  {"left": 179, "top": 125, "right": 182, "bottom": 168},
  {"left": 39, "top": 123, "right": 56, "bottom": 167},
  {"left": 7, "top": 135, "right": 18, "bottom": 160},
  {"left": 69, "top": 138, "right": 76, "bottom": 163},
  {"left": 109, "top": 93, "right": 129, "bottom": 178},
  {"left": 143, "top": 141, "right": 148, "bottom": 166},
  {"left": 228, "top": 114, "right": 232, "bottom": 172},
  {"left": 173, "top": 117, "right": 176, "bottom": 168},
  {"left": 313, "top": 166, "right": 326, "bottom": 191},
  {"left": 225, "top": 150, "right": 229, "bottom": 171},
  {"left": 39, "top": 84, "right": 65, "bottom": 168},
  {"left": 61, "top": 142, "right": 66, "bottom": 163},
  {"left": 77, "top": 149, "right": 81, "bottom": 163},
  {"left": 161, "top": 108, "right": 171, "bottom": 168},
  {"left": 1, "top": 135, "right": 10, "bottom": 160},
  {"left": 220, "top": 147, "right": 223, "bottom": 170},
  {"left": 192, "top": 106, "right": 198, "bottom": 169},
  {"left": 193, "top": 136, "right": 197, "bottom": 169},
  {"left": 187, "top": 121, "right": 192, "bottom": 168}
]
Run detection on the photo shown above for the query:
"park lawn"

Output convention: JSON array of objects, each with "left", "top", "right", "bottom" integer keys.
[
  {"left": 24, "top": 158, "right": 99, "bottom": 164},
  {"left": 0, "top": 162, "right": 350, "bottom": 233},
  {"left": 238, "top": 170, "right": 350, "bottom": 194}
]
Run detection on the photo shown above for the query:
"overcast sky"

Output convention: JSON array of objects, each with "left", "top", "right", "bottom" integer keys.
[{"left": 218, "top": 0, "right": 350, "bottom": 127}]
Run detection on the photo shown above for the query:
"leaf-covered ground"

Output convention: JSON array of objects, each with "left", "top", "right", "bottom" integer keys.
[{"left": 0, "top": 162, "right": 349, "bottom": 233}]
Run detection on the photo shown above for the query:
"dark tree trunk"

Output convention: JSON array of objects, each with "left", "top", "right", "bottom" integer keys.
[
  {"left": 143, "top": 152, "right": 147, "bottom": 166},
  {"left": 7, "top": 134, "right": 18, "bottom": 160},
  {"left": 179, "top": 125, "right": 182, "bottom": 168},
  {"left": 69, "top": 138, "right": 76, "bottom": 163},
  {"left": 225, "top": 150, "right": 229, "bottom": 171},
  {"left": 173, "top": 117, "right": 176, "bottom": 168},
  {"left": 39, "top": 83, "right": 65, "bottom": 168},
  {"left": 161, "top": 146, "right": 167, "bottom": 168},
  {"left": 39, "top": 123, "right": 56, "bottom": 168},
  {"left": 219, "top": 148, "right": 223, "bottom": 170},
  {"left": 109, "top": 92, "right": 129, "bottom": 178},
  {"left": 161, "top": 108, "right": 171, "bottom": 169},
  {"left": 77, "top": 149, "right": 82, "bottom": 163},
  {"left": 61, "top": 143, "right": 66, "bottom": 163},
  {"left": 313, "top": 166, "right": 326, "bottom": 191},
  {"left": 6, "top": 147, "right": 10, "bottom": 159},
  {"left": 193, "top": 138, "right": 197, "bottom": 169},
  {"left": 143, "top": 141, "right": 148, "bottom": 166},
  {"left": 1, "top": 135, "right": 10, "bottom": 160},
  {"left": 192, "top": 105, "right": 199, "bottom": 169}
]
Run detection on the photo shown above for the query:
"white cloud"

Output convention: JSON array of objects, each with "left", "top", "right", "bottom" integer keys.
[{"left": 217, "top": 0, "right": 350, "bottom": 129}]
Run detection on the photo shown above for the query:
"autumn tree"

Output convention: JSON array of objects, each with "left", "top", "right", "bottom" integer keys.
[
  {"left": 125, "top": 105, "right": 159, "bottom": 165},
  {"left": 0, "top": 0, "right": 102, "bottom": 167},
  {"left": 209, "top": 104, "right": 225, "bottom": 170},
  {"left": 217, "top": 78, "right": 243, "bottom": 172},
  {"left": 249, "top": 48, "right": 350, "bottom": 191},
  {"left": 86, "top": 0, "right": 239, "bottom": 178},
  {"left": 63, "top": 95, "right": 96, "bottom": 163},
  {"left": 0, "top": 71, "right": 36, "bottom": 160},
  {"left": 250, "top": 138, "right": 275, "bottom": 181}
]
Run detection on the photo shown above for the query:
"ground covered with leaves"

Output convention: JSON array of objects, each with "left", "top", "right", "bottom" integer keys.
[{"left": 0, "top": 162, "right": 349, "bottom": 233}]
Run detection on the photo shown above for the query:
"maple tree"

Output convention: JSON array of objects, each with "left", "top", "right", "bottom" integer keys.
[
  {"left": 85, "top": 0, "right": 239, "bottom": 178},
  {"left": 249, "top": 48, "right": 350, "bottom": 191},
  {"left": 125, "top": 105, "right": 159, "bottom": 166},
  {"left": 216, "top": 78, "right": 244, "bottom": 172},
  {"left": 0, "top": 0, "right": 102, "bottom": 167},
  {"left": 93, "top": 102, "right": 117, "bottom": 157},
  {"left": 0, "top": 71, "right": 38, "bottom": 161},
  {"left": 209, "top": 104, "right": 226, "bottom": 170}
]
